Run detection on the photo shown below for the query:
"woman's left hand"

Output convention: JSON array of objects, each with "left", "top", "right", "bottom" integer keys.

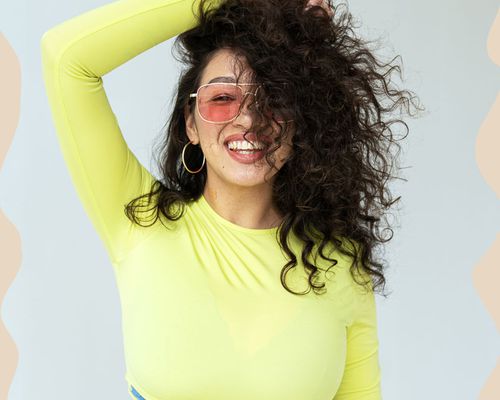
[{"left": 304, "top": 0, "right": 334, "bottom": 17}]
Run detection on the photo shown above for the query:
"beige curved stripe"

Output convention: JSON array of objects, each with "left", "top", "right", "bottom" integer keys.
[
  {"left": 487, "top": 8, "right": 500, "bottom": 67},
  {"left": 473, "top": 7, "right": 500, "bottom": 400},
  {"left": 0, "top": 32, "right": 22, "bottom": 400}
]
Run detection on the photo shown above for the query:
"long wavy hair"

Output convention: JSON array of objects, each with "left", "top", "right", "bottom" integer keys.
[{"left": 125, "top": 0, "right": 424, "bottom": 297}]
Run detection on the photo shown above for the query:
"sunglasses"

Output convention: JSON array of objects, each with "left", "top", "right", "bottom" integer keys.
[{"left": 189, "top": 82, "right": 294, "bottom": 124}]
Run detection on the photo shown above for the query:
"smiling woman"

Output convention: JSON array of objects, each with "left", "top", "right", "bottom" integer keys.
[
  {"left": 41, "top": 0, "right": 422, "bottom": 398},
  {"left": 182, "top": 47, "right": 295, "bottom": 229}
]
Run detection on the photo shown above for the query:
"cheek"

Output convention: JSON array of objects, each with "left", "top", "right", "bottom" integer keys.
[
  {"left": 197, "top": 124, "right": 222, "bottom": 153},
  {"left": 278, "top": 145, "right": 293, "bottom": 163},
  {"left": 206, "top": 141, "right": 220, "bottom": 153},
  {"left": 279, "top": 130, "right": 295, "bottom": 154}
]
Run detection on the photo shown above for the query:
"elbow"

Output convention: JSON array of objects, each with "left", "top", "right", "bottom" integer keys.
[
  {"left": 40, "top": 27, "right": 69, "bottom": 74},
  {"left": 40, "top": 29, "right": 58, "bottom": 62},
  {"left": 40, "top": 20, "right": 72, "bottom": 63}
]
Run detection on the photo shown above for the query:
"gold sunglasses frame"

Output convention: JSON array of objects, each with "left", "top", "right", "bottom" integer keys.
[{"left": 189, "top": 82, "right": 294, "bottom": 125}]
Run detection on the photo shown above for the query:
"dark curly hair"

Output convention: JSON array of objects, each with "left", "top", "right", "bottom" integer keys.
[{"left": 125, "top": 0, "right": 424, "bottom": 297}]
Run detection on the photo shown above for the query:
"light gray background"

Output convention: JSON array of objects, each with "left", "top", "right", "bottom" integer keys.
[{"left": 1, "top": 0, "right": 499, "bottom": 399}]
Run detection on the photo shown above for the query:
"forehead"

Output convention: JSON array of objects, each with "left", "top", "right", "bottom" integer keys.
[{"left": 200, "top": 48, "right": 255, "bottom": 85}]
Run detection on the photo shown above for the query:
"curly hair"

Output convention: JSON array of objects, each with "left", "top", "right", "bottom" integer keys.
[{"left": 124, "top": 0, "right": 424, "bottom": 297}]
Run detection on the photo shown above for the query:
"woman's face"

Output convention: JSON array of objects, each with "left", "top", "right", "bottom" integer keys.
[{"left": 184, "top": 48, "right": 294, "bottom": 192}]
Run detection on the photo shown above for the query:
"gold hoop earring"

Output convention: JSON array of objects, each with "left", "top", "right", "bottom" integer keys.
[{"left": 182, "top": 141, "right": 206, "bottom": 174}]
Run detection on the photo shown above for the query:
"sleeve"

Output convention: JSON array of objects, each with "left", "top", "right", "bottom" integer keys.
[
  {"left": 40, "top": 0, "right": 219, "bottom": 264},
  {"left": 333, "top": 276, "right": 383, "bottom": 400}
]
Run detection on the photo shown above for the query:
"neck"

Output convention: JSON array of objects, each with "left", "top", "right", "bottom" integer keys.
[{"left": 202, "top": 181, "right": 283, "bottom": 230}]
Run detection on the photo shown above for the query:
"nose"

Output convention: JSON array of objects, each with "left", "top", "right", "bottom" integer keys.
[{"left": 233, "top": 92, "right": 259, "bottom": 125}]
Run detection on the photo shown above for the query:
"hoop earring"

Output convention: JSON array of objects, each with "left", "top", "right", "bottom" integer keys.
[{"left": 182, "top": 141, "right": 206, "bottom": 174}]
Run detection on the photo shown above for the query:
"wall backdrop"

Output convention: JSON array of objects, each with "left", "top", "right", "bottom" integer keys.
[{"left": 1, "top": 0, "right": 499, "bottom": 399}]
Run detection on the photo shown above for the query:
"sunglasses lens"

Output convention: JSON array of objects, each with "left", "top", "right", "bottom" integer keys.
[{"left": 197, "top": 84, "right": 243, "bottom": 123}]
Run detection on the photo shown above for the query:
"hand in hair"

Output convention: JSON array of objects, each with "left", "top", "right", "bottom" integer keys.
[{"left": 304, "top": 0, "right": 333, "bottom": 17}]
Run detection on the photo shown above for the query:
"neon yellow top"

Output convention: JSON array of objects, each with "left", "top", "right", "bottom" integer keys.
[{"left": 40, "top": 0, "right": 382, "bottom": 399}]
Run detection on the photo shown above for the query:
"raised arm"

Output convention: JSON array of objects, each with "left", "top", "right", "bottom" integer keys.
[
  {"left": 334, "top": 277, "right": 383, "bottom": 400},
  {"left": 41, "top": 0, "right": 218, "bottom": 264}
]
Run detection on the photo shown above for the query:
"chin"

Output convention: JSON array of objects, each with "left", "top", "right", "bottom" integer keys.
[{"left": 225, "top": 172, "right": 275, "bottom": 187}]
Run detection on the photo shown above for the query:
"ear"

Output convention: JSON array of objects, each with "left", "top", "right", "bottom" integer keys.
[{"left": 184, "top": 104, "right": 199, "bottom": 144}]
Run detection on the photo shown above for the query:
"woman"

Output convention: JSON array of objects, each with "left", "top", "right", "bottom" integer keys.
[{"left": 41, "top": 0, "right": 421, "bottom": 398}]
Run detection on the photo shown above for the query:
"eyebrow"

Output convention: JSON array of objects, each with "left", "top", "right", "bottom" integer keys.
[
  {"left": 207, "top": 76, "right": 236, "bottom": 84},
  {"left": 206, "top": 76, "right": 259, "bottom": 85}
]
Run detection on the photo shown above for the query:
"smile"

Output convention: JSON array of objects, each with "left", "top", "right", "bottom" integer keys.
[{"left": 224, "top": 141, "right": 268, "bottom": 164}]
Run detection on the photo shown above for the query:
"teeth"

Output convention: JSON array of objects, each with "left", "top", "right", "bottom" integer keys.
[{"left": 227, "top": 140, "right": 266, "bottom": 151}]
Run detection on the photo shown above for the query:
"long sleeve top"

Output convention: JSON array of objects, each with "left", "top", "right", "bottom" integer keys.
[{"left": 40, "top": 1, "right": 383, "bottom": 399}]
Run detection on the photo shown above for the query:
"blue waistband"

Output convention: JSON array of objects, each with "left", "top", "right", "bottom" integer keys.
[{"left": 130, "top": 385, "right": 146, "bottom": 400}]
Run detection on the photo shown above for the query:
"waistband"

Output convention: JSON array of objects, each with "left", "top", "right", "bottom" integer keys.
[{"left": 130, "top": 385, "right": 146, "bottom": 400}]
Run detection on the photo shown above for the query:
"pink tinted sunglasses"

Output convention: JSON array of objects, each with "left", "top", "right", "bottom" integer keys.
[{"left": 189, "top": 82, "right": 294, "bottom": 124}]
